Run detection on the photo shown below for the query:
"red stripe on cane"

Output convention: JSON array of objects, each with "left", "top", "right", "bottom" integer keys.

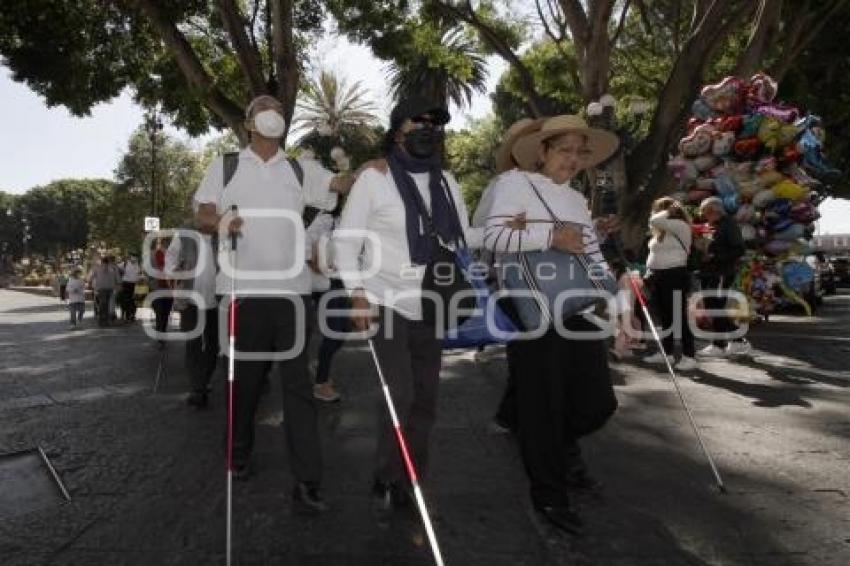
[
  {"left": 628, "top": 274, "right": 648, "bottom": 308},
  {"left": 393, "top": 426, "right": 419, "bottom": 483}
]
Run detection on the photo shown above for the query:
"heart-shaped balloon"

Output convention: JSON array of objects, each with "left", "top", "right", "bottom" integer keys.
[
  {"left": 747, "top": 73, "right": 778, "bottom": 105},
  {"left": 701, "top": 76, "right": 745, "bottom": 114}
]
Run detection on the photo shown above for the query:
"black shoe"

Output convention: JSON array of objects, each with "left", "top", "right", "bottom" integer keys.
[
  {"left": 293, "top": 482, "right": 328, "bottom": 515},
  {"left": 534, "top": 503, "right": 584, "bottom": 535},
  {"left": 186, "top": 391, "right": 208, "bottom": 409}
]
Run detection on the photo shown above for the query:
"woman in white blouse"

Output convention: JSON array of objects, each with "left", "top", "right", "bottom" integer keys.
[
  {"left": 643, "top": 197, "right": 697, "bottom": 370},
  {"left": 332, "top": 96, "right": 482, "bottom": 522},
  {"left": 483, "top": 115, "right": 619, "bottom": 535}
]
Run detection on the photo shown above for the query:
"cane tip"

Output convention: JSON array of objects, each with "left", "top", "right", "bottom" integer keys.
[{"left": 717, "top": 484, "right": 728, "bottom": 494}]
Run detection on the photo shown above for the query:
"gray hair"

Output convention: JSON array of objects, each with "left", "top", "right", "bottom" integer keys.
[
  {"left": 699, "top": 196, "right": 725, "bottom": 216},
  {"left": 245, "top": 95, "right": 283, "bottom": 119}
]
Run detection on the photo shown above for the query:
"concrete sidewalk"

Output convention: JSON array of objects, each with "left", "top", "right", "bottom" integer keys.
[{"left": 0, "top": 289, "right": 848, "bottom": 565}]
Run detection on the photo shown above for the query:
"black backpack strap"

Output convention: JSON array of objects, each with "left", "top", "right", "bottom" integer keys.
[
  {"left": 287, "top": 157, "right": 304, "bottom": 187},
  {"left": 223, "top": 152, "right": 239, "bottom": 187}
]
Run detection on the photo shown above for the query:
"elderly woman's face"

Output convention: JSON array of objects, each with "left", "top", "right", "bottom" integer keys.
[{"left": 537, "top": 133, "right": 591, "bottom": 184}]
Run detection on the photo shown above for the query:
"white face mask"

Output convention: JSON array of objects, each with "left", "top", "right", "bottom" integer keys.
[{"left": 252, "top": 109, "right": 286, "bottom": 138}]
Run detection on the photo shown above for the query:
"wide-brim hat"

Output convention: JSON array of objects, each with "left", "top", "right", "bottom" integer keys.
[
  {"left": 511, "top": 114, "right": 619, "bottom": 171},
  {"left": 495, "top": 118, "right": 545, "bottom": 173}
]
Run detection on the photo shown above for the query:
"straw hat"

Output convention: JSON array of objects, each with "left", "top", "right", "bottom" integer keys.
[
  {"left": 494, "top": 118, "right": 545, "bottom": 173},
  {"left": 511, "top": 114, "right": 619, "bottom": 171}
]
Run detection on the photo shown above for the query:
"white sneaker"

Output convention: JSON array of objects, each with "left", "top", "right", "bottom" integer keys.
[
  {"left": 725, "top": 340, "right": 752, "bottom": 357},
  {"left": 643, "top": 352, "right": 670, "bottom": 365},
  {"left": 697, "top": 345, "right": 727, "bottom": 358},
  {"left": 676, "top": 356, "right": 699, "bottom": 371}
]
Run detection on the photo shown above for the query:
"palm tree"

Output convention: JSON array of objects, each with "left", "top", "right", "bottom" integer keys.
[
  {"left": 294, "top": 70, "right": 380, "bottom": 143},
  {"left": 387, "top": 24, "right": 488, "bottom": 109}
]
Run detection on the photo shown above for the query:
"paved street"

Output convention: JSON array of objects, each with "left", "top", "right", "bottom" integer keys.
[{"left": 0, "top": 288, "right": 848, "bottom": 565}]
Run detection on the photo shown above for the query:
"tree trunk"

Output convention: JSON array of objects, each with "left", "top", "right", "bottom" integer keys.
[
  {"left": 270, "top": 0, "right": 299, "bottom": 139},
  {"left": 733, "top": 0, "right": 782, "bottom": 78}
]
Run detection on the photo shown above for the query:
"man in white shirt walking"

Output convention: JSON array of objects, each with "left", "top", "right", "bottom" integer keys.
[
  {"left": 194, "top": 94, "right": 371, "bottom": 513},
  {"left": 119, "top": 255, "right": 141, "bottom": 321}
]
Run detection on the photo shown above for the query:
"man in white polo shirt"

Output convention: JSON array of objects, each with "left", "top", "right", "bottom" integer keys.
[
  {"left": 194, "top": 94, "right": 370, "bottom": 514},
  {"left": 119, "top": 255, "right": 141, "bottom": 321}
]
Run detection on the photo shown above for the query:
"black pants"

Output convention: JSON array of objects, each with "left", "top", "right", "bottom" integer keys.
[
  {"left": 96, "top": 289, "right": 113, "bottom": 326},
  {"left": 701, "top": 274, "right": 740, "bottom": 348},
  {"left": 371, "top": 307, "right": 442, "bottom": 485},
  {"left": 152, "top": 296, "right": 173, "bottom": 334},
  {"left": 180, "top": 303, "right": 219, "bottom": 394},
  {"left": 312, "top": 278, "right": 350, "bottom": 384},
  {"left": 650, "top": 267, "right": 695, "bottom": 358},
  {"left": 120, "top": 282, "right": 136, "bottom": 320},
  {"left": 514, "top": 319, "right": 618, "bottom": 508},
  {"left": 229, "top": 296, "right": 321, "bottom": 484}
]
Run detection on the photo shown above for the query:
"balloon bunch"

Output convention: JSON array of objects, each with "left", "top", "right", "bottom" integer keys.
[{"left": 668, "top": 73, "right": 842, "bottom": 315}]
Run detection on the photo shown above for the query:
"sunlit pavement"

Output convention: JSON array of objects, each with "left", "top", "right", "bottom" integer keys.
[{"left": 1, "top": 289, "right": 848, "bottom": 565}]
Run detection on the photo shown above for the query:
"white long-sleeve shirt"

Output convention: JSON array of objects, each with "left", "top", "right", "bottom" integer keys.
[
  {"left": 332, "top": 167, "right": 483, "bottom": 321},
  {"left": 646, "top": 211, "right": 692, "bottom": 271},
  {"left": 482, "top": 170, "right": 605, "bottom": 267}
]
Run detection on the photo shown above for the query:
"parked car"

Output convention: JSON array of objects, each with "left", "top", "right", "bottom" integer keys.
[{"left": 831, "top": 256, "right": 850, "bottom": 287}]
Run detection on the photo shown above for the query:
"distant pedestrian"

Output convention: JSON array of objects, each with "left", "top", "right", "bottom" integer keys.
[
  {"left": 66, "top": 268, "right": 85, "bottom": 329},
  {"left": 150, "top": 238, "right": 174, "bottom": 344},
  {"left": 89, "top": 256, "right": 121, "bottom": 327},
  {"left": 697, "top": 197, "right": 750, "bottom": 358},
  {"left": 166, "top": 223, "right": 219, "bottom": 408},
  {"left": 643, "top": 197, "right": 698, "bottom": 370},
  {"left": 119, "top": 255, "right": 141, "bottom": 321},
  {"left": 57, "top": 272, "right": 68, "bottom": 303}
]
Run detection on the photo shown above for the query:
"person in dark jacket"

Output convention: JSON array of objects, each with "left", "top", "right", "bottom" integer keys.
[{"left": 697, "top": 197, "right": 750, "bottom": 357}]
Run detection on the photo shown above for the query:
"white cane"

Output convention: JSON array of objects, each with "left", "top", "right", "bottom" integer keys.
[
  {"left": 225, "top": 204, "right": 238, "bottom": 566},
  {"left": 627, "top": 273, "right": 727, "bottom": 493},
  {"left": 367, "top": 337, "right": 445, "bottom": 566}
]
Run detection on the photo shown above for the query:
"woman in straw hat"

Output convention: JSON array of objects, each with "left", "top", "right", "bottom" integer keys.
[{"left": 483, "top": 115, "right": 620, "bottom": 534}]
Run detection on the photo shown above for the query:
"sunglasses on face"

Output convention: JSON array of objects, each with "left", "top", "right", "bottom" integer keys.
[{"left": 410, "top": 115, "right": 445, "bottom": 131}]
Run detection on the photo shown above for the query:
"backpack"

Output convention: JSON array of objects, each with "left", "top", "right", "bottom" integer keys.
[{"left": 222, "top": 152, "right": 320, "bottom": 226}]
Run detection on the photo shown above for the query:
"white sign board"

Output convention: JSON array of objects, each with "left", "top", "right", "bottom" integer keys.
[{"left": 144, "top": 216, "right": 161, "bottom": 232}]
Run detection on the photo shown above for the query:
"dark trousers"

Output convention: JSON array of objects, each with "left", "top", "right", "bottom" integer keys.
[
  {"left": 229, "top": 296, "right": 321, "bottom": 484},
  {"left": 96, "top": 289, "right": 113, "bottom": 326},
  {"left": 494, "top": 341, "right": 519, "bottom": 430},
  {"left": 371, "top": 307, "right": 442, "bottom": 485},
  {"left": 69, "top": 302, "right": 84, "bottom": 325},
  {"left": 152, "top": 296, "right": 173, "bottom": 334},
  {"left": 120, "top": 282, "right": 136, "bottom": 320},
  {"left": 650, "top": 267, "right": 695, "bottom": 358},
  {"left": 312, "top": 278, "right": 350, "bottom": 384},
  {"left": 701, "top": 274, "right": 740, "bottom": 348},
  {"left": 514, "top": 320, "right": 618, "bottom": 507},
  {"left": 181, "top": 303, "right": 219, "bottom": 394}
]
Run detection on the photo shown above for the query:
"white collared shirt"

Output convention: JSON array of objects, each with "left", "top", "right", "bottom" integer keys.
[
  {"left": 194, "top": 147, "right": 337, "bottom": 295},
  {"left": 332, "top": 168, "right": 483, "bottom": 320},
  {"left": 120, "top": 261, "right": 141, "bottom": 283}
]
